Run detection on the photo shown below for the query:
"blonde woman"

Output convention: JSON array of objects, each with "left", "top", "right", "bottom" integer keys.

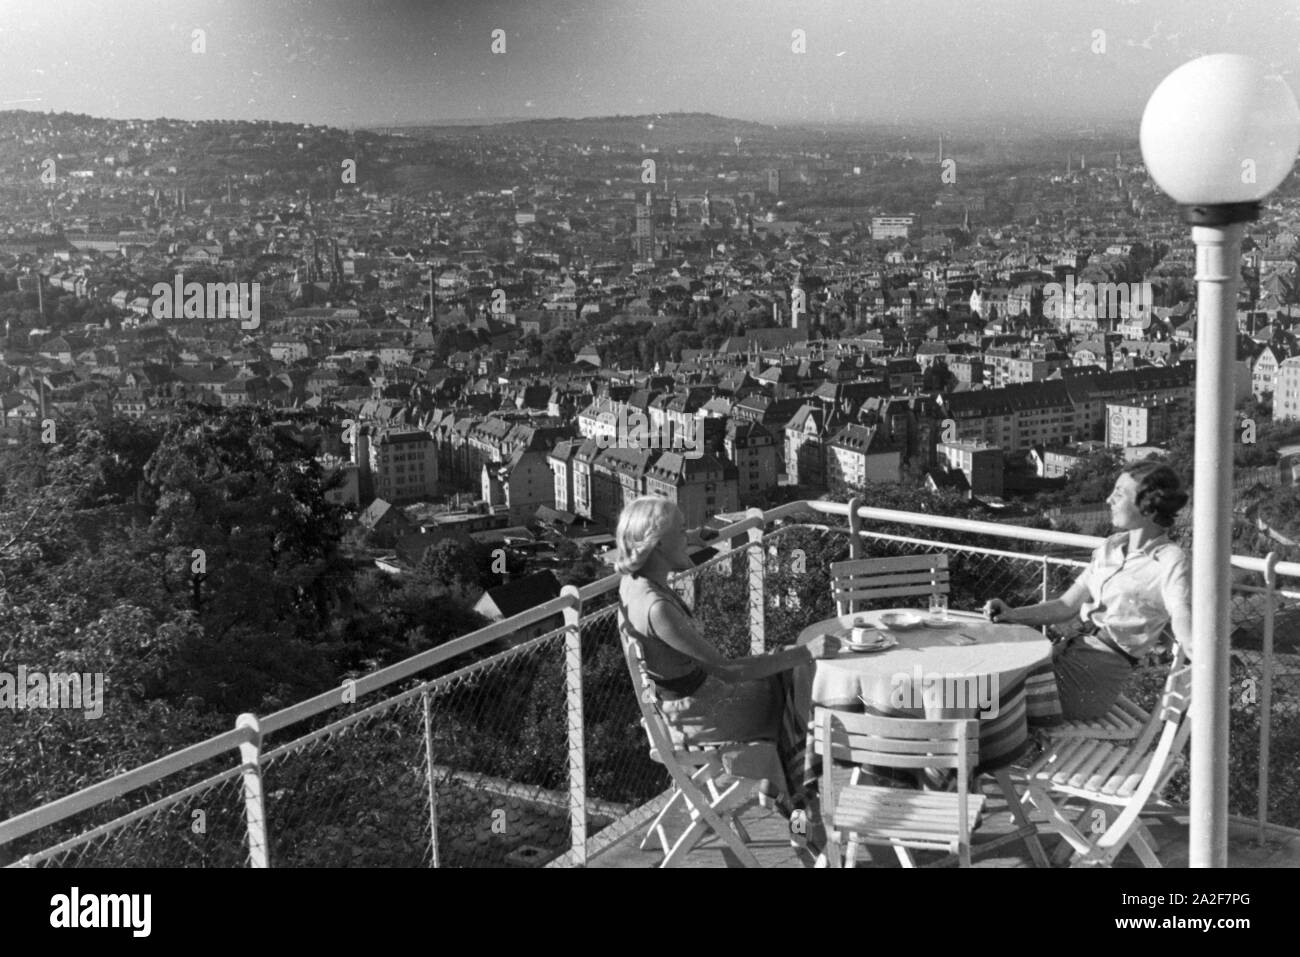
[{"left": 615, "top": 495, "right": 840, "bottom": 819}]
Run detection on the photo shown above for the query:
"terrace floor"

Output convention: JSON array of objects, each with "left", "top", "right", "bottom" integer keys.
[{"left": 588, "top": 771, "right": 1300, "bottom": 868}]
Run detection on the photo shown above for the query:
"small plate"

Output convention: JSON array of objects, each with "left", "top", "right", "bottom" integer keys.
[
  {"left": 844, "top": 635, "right": 897, "bottom": 653},
  {"left": 923, "top": 616, "right": 961, "bottom": 628},
  {"left": 878, "top": 611, "right": 925, "bottom": 631}
]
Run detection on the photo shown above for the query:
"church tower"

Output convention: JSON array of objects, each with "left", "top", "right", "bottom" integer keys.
[{"left": 635, "top": 190, "right": 655, "bottom": 262}]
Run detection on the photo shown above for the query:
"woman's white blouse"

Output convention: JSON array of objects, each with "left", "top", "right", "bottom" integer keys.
[{"left": 1060, "top": 530, "right": 1192, "bottom": 658}]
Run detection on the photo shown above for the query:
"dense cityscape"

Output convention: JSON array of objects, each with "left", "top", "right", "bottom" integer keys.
[{"left": 4, "top": 107, "right": 1300, "bottom": 566}]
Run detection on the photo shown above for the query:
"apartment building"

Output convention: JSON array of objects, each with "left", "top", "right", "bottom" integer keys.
[
  {"left": 546, "top": 438, "right": 584, "bottom": 514},
  {"left": 1275, "top": 356, "right": 1300, "bottom": 422},
  {"left": 938, "top": 439, "right": 1004, "bottom": 498},
  {"left": 590, "top": 446, "right": 657, "bottom": 527},
  {"left": 871, "top": 213, "right": 921, "bottom": 240},
  {"left": 643, "top": 451, "right": 740, "bottom": 530},
  {"left": 826, "top": 423, "right": 902, "bottom": 495},
  {"left": 370, "top": 429, "right": 438, "bottom": 505},
  {"left": 724, "top": 419, "right": 779, "bottom": 500},
  {"left": 940, "top": 381, "right": 1078, "bottom": 451},
  {"left": 1252, "top": 345, "right": 1282, "bottom": 401},
  {"left": 482, "top": 448, "right": 555, "bottom": 526},
  {"left": 1105, "top": 397, "right": 1189, "bottom": 448},
  {"left": 785, "top": 404, "right": 831, "bottom": 487}
]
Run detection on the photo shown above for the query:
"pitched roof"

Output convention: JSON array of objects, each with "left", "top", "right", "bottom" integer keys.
[{"left": 475, "top": 570, "right": 563, "bottom": 619}]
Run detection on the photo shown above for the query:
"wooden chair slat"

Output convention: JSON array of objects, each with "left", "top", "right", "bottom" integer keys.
[
  {"left": 814, "top": 715, "right": 980, "bottom": 740},
  {"left": 831, "top": 554, "right": 950, "bottom": 575},
  {"left": 837, "top": 579, "right": 951, "bottom": 600},
  {"left": 1050, "top": 740, "right": 1105, "bottom": 785},
  {"left": 836, "top": 796, "right": 969, "bottom": 820},
  {"left": 1084, "top": 745, "right": 1131, "bottom": 792},
  {"left": 833, "top": 571, "right": 951, "bottom": 592},
  {"left": 1115, "top": 695, "right": 1149, "bottom": 722},
  {"left": 1067, "top": 742, "right": 1118, "bottom": 789},
  {"left": 838, "top": 810, "right": 974, "bottom": 832},
  {"left": 832, "top": 790, "right": 956, "bottom": 811},
  {"left": 813, "top": 733, "right": 967, "bottom": 757}
]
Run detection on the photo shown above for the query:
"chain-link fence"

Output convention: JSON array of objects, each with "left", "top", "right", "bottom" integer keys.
[
  {"left": 7, "top": 512, "right": 1300, "bottom": 866},
  {"left": 258, "top": 627, "right": 577, "bottom": 868},
  {"left": 7, "top": 757, "right": 250, "bottom": 868}
]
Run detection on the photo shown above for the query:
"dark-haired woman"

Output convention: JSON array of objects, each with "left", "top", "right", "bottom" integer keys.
[{"left": 983, "top": 463, "right": 1192, "bottom": 722}]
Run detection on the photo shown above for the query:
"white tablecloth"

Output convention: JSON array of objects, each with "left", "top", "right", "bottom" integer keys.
[{"left": 796, "top": 608, "right": 1053, "bottom": 769}]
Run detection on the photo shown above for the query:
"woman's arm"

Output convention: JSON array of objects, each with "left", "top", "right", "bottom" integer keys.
[
  {"left": 988, "top": 573, "right": 1091, "bottom": 626},
  {"left": 647, "top": 599, "right": 812, "bottom": 682},
  {"left": 1161, "top": 553, "right": 1194, "bottom": 657}
]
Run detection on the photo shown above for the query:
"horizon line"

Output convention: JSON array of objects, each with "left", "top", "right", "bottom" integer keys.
[{"left": 0, "top": 106, "right": 1140, "bottom": 136}]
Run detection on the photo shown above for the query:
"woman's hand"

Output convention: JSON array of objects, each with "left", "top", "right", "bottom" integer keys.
[
  {"left": 983, "top": 599, "right": 1013, "bottom": 623},
  {"left": 805, "top": 633, "right": 843, "bottom": 659}
]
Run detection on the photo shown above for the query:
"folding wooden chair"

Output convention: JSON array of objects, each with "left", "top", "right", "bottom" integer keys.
[
  {"left": 1023, "top": 661, "right": 1192, "bottom": 867},
  {"left": 830, "top": 553, "right": 949, "bottom": 616},
  {"left": 813, "top": 706, "right": 986, "bottom": 868},
  {"left": 1044, "top": 644, "right": 1184, "bottom": 743},
  {"left": 617, "top": 619, "right": 771, "bottom": 868}
]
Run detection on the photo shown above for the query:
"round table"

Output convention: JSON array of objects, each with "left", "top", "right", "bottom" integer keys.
[{"left": 796, "top": 608, "right": 1053, "bottom": 771}]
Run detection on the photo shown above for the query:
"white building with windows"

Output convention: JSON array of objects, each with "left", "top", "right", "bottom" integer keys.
[
  {"left": 1275, "top": 357, "right": 1300, "bottom": 422},
  {"left": 370, "top": 429, "right": 438, "bottom": 504}
]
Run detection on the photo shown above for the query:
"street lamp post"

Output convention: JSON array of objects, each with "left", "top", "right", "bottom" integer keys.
[{"left": 1140, "top": 55, "right": 1300, "bottom": 867}]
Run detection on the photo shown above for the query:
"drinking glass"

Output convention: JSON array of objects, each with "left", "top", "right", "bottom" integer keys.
[{"left": 929, "top": 593, "right": 949, "bottom": 621}]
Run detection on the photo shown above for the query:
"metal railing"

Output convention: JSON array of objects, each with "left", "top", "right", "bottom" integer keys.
[{"left": 3, "top": 499, "right": 1298, "bottom": 867}]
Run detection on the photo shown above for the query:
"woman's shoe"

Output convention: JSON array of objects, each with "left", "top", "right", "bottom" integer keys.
[
  {"left": 753, "top": 779, "right": 793, "bottom": 818},
  {"left": 919, "top": 767, "right": 958, "bottom": 791}
]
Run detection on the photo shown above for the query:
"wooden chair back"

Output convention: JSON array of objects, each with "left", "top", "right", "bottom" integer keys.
[
  {"left": 830, "top": 553, "right": 950, "bottom": 615},
  {"left": 616, "top": 608, "right": 684, "bottom": 765},
  {"left": 813, "top": 706, "right": 981, "bottom": 867},
  {"left": 812, "top": 707, "right": 978, "bottom": 772}
]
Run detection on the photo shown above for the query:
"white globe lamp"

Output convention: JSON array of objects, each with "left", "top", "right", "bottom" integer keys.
[{"left": 1140, "top": 54, "right": 1300, "bottom": 222}]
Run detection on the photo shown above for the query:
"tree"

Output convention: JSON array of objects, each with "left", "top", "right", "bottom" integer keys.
[
  {"left": 540, "top": 328, "right": 574, "bottom": 365},
  {"left": 923, "top": 358, "right": 957, "bottom": 393},
  {"left": 140, "top": 406, "right": 353, "bottom": 711},
  {"left": 418, "top": 538, "right": 495, "bottom": 595},
  {"left": 1036, "top": 446, "right": 1127, "bottom": 508}
]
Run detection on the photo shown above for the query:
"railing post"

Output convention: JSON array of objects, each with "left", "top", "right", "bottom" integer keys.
[
  {"left": 422, "top": 691, "right": 440, "bottom": 868},
  {"left": 560, "top": 585, "right": 587, "bottom": 866},
  {"left": 847, "top": 496, "right": 863, "bottom": 559},
  {"left": 1259, "top": 553, "right": 1278, "bottom": 844},
  {"left": 1041, "top": 557, "right": 1052, "bottom": 638},
  {"left": 236, "top": 713, "right": 270, "bottom": 868},
  {"left": 746, "top": 508, "right": 766, "bottom": 655}
]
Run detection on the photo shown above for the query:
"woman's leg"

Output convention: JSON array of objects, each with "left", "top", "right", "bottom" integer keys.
[{"left": 664, "top": 674, "right": 804, "bottom": 798}]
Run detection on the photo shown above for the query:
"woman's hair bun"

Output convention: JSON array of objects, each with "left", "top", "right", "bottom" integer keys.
[{"left": 1124, "top": 462, "right": 1188, "bottom": 528}]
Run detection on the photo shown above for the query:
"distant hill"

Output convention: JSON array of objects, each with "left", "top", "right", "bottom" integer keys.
[{"left": 394, "top": 112, "right": 785, "bottom": 146}]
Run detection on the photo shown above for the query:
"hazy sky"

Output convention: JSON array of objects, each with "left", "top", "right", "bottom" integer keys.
[{"left": 0, "top": 0, "right": 1296, "bottom": 128}]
